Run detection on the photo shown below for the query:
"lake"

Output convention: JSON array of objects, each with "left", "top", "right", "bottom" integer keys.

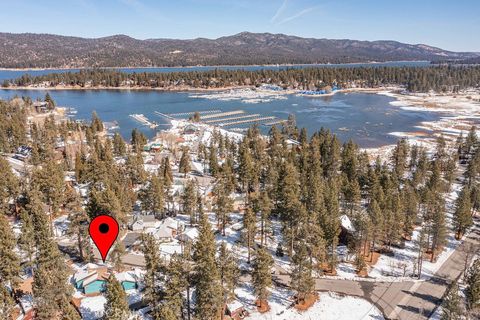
[
  {"left": 0, "top": 61, "right": 430, "bottom": 82},
  {"left": 0, "top": 88, "right": 441, "bottom": 148}
]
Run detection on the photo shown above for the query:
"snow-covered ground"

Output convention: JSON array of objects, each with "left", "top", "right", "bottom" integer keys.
[
  {"left": 379, "top": 90, "right": 480, "bottom": 148},
  {"left": 236, "top": 283, "right": 383, "bottom": 320}
]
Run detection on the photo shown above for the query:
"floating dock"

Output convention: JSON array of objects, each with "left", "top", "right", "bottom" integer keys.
[
  {"left": 168, "top": 110, "right": 222, "bottom": 117},
  {"left": 200, "top": 110, "right": 245, "bottom": 120},
  {"left": 130, "top": 114, "right": 158, "bottom": 128},
  {"left": 154, "top": 111, "right": 174, "bottom": 120},
  {"left": 219, "top": 116, "right": 277, "bottom": 127},
  {"left": 204, "top": 114, "right": 261, "bottom": 124}
]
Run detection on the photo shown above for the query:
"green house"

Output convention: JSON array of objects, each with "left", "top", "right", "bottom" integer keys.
[
  {"left": 73, "top": 269, "right": 107, "bottom": 294},
  {"left": 83, "top": 279, "right": 107, "bottom": 294},
  {"left": 115, "top": 271, "right": 139, "bottom": 291}
]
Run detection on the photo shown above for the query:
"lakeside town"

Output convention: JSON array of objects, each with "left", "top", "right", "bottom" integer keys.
[
  {"left": 1, "top": 81, "right": 480, "bottom": 319},
  {"left": 1, "top": 1, "right": 480, "bottom": 319}
]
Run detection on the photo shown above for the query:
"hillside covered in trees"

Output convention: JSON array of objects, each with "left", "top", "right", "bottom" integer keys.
[
  {"left": 6, "top": 65, "right": 480, "bottom": 93},
  {"left": 1, "top": 32, "right": 479, "bottom": 69}
]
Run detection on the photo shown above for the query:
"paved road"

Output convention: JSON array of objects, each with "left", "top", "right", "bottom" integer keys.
[{"left": 274, "top": 217, "right": 480, "bottom": 320}]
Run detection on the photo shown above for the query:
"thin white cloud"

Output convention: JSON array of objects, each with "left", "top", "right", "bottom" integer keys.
[
  {"left": 270, "top": 0, "right": 288, "bottom": 23},
  {"left": 278, "top": 6, "right": 319, "bottom": 25}
]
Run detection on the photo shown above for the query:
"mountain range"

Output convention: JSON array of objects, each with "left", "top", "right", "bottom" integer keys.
[{"left": 0, "top": 32, "right": 478, "bottom": 69}]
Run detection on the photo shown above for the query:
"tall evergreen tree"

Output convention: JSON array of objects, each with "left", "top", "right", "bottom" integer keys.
[
  {"left": 193, "top": 215, "right": 222, "bottom": 319},
  {"left": 141, "top": 234, "right": 164, "bottom": 317},
  {"left": 103, "top": 275, "right": 130, "bottom": 320},
  {"left": 466, "top": 258, "right": 480, "bottom": 311},
  {"left": 251, "top": 246, "right": 274, "bottom": 307},
  {"left": 182, "top": 179, "right": 198, "bottom": 225},
  {"left": 441, "top": 283, "right": 463, "bottom": 320},
  {"left": 179, "top": 147, "right": 191, "bottom": 178},
  {"left": 453, "top": 185, "right": 473, "bottom": 239},
  {"left": 243, "top": 206, "right": 257, "bottom": 264},
  {"left": 217, "top": 242, "right": 239, "bottom": 304},
  {"left": 290, "top": 240, "right": 314, "bottom": 304},
  {"left": 139, "top": 173, "right": 165, "bottom": 218},
  {"left": 29, "top": 189, "right": 79, "bottom": 320}
]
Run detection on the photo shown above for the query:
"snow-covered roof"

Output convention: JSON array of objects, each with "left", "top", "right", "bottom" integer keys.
[
  {"left": 161, "top": 217, "right": 183, "bottom": 230},
  {"left": 182, "top": 227, "right": 199, "bottom": 241},
  {"left": 340, "top": 214, "right": 355, "bottom": 232},
  {"left": 226, "top": 300, "right": 244, "bottom": 312},
  {"left": 114, "top": 271, "right": 137, "bottom": 283},
  {"left": 159, "top": 243, "right": 183, "bottom": 258},
  {"left": 154, "top": 226, "right": 173, "bottom": 239},
  {"left": 73, "top": 269, "right": 96, "bottom": 283}
]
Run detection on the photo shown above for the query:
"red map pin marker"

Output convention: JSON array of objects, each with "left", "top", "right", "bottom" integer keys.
[{"left": 89, "top": 215, "right": 119, "bottom": 263}]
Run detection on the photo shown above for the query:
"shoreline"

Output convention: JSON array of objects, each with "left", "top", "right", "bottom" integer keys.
[
  {"left": 0, "top": 85, "right": 401, "bottom": 94},
  {"left": 0, "top": 60, "right": 429, "bottom": 71}
]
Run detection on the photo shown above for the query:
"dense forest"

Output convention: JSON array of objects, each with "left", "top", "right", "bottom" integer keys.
[
  {"left": 5, "top": 65, "right": 480, "bottom": 92},
  {"left": 1, "top": 94, "right": 480, "bottom": 319}
]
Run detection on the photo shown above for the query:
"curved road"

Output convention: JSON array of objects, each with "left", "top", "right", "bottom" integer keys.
[{"left": 274, "top": 218, "right": 480, "bottom": 320}]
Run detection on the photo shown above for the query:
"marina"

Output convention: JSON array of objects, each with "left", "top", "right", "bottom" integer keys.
[
  {"left": 129, "top": 114, "right": 158, "bottom": 128},
  {"left": 0, "top": 89, "right": 445, "bottom": 148}
]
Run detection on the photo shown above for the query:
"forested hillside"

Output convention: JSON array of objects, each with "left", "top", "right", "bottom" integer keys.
[{"left": 0, "top": 32, "right": 478, "bottom": 68}]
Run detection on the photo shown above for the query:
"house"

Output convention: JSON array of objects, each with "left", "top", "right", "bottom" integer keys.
[
  {"left": 128, "top": 215, "right": 161, "bottom": 231},
  {"left": 114, "top": 271, "right": 139, "bottom": 291},
  {"left": 152, "top": 226, "right": 174, "bottom": 243},
  {"left": 32, "top": 101, "right": 50, "bottom": 113},
  {"left": 73, "top": 267, "right": 108, "bottom": 295},
  {"left": 339, "top": 214, "right": 356, "bottom": 245},
  {"left": 159, "top": 217, "right": 185, "bottom": 237},
  {"left": 178, "top": 227, "right": 199, "bottom": 242},
  {"left": 122, "top": 232, "right": 142, "bottom": 250},
  {"left": 225, "top": 300, "right": 247, "bottom": 319},
  {"left": 183, "top": 124, "right": 199, "bottom": 135}
]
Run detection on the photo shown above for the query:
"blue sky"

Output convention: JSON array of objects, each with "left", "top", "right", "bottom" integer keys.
[{"left": 1, "top": 0, "right": 479, "bottom": 51}]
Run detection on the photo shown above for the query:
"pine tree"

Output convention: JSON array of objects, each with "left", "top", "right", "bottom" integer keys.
[
  {"left": 243, "top": 205, "right": 257, "bottom": 264},
  {"left": 179, "top": 147, "right": 191, "bottom": 177},
  {"left": 103, "top": 275, "right": 130, "bottom": 320},
  {"left": 251, "top": 246, "right": 273, "bottom": 306},
  {"left": 163, "top": 253, "right": 188, "bottom": 319},
  {"left": 131, "top": 128, "right": 147, "bottom": 153},
  {"left": 0, "top": 213, "right": 20, "bottom": 315},
  {"left": 0, "top": 284, "right": 15, "bottom": 319},
  {"left": 441, "top": 283, "right": 463, "bottom": 320},
  {"left": 112, "top": 132, "right": 126, "bottom": 156},
  {"left": 291, "top": 240, "right": 314, "bottom": 304},
  {"left": 257, "top": 191, "right": 272, "bottom": 246},
  {"left": 18, "top": 208, "right": 35, "bottom": 267},
  {"left": 453, "top": 185, "right": 473, "bottom": 239},
  {"left": 276, "top": 162, "right": 303, "bottom": 255},
  {"left": 29, "top": 189, "right": 79, "bottom": 320},
  {"left": 110, "top": 242, "right": 126, "bottom": 271},
  {"left": 32, "top": 158, "right": 66, "bottom": 214},
  {"left": 44, "top": 92, "right": 55, "bottom": 109},
  {"left": 217, "top": 242, "right": 239, "bottom": 304},
  {"left": 182, "top": 179, "right": 198, "bottom": 225},
  {"left": 213, "top": 179, "right": 233, "bottom": 236},
  {"left": 466, "top": 258, "right": 480, "bottom": 311},
  {"left": 141, "top": 234, "right": 164, "bottom": 316},
  {"left": 139, "top": 173, "right": 165, "bottom": 218},
  {"left": 65, "top": 188, "right": 92, "bottom": 262},
  {"left": 193, "top": 215, "right": 222, "bottom": 319},
  {"left": 0, "top": 156, "right": 20, "bottom": 211}
]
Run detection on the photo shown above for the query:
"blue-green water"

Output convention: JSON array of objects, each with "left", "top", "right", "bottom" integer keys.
[
  {"left": 0, "top": 61, "right": 430, "bottom": 82},
  {"left": 0, "top": 89, "right": 441, "bottom": 148}
]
